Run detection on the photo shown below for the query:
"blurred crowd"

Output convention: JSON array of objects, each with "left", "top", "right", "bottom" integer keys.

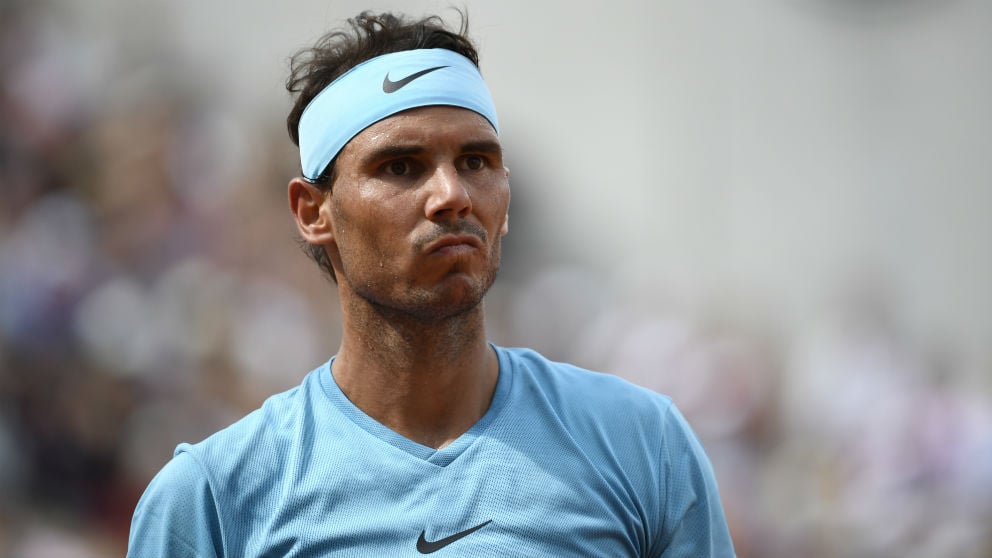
[{"left": 1, "top": 2, "right": 990, "bottom": 557}]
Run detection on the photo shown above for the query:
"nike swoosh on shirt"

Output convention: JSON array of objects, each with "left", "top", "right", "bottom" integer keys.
[
  {"left": 416, "top": 519, "right": 492, "bottom": 554},
  {"left": 382, "top": 65, "right": 448, "bottom": 93}
]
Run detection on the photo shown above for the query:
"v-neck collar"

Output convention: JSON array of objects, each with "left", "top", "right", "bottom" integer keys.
[{"left": 317, "top": 344, "right": 513, "bottom": 467}]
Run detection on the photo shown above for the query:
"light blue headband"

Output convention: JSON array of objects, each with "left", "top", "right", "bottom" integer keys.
[{"left": 298, "top": 48, "right": 499, "bottom": 181}]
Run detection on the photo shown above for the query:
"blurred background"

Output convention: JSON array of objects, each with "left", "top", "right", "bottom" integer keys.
[{"left": 1, "top": 0, "right": 990, "bottom": 556}]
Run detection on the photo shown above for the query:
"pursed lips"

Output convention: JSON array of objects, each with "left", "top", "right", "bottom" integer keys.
[{"left": 426, "top": 234, "right": 484, "bottom": 256}]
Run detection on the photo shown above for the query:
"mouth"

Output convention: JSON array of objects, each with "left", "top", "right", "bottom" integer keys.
[{"left": 427, "top": 234, "right": 485, "bottom": 256}]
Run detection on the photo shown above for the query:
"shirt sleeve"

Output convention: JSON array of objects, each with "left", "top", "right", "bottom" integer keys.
[
  {"left": 126, "top": 449, "right": 224, "bottom": 558},
  {"left": 654, "top": 403, "right": 736, "bottom": 558}
]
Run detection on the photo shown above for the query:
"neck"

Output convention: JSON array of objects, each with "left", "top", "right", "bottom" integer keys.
[{"left": 331, "top": 292, "right": 498, "bottom": 449}]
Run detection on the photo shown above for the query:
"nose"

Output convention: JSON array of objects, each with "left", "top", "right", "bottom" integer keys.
[{"left": 424, "top": 165, "right": 472, "bottom": 221}]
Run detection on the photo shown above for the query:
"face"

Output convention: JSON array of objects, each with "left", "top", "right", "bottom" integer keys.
[{"left": 321, "top": 105, "right": 510, "bottom": 322}]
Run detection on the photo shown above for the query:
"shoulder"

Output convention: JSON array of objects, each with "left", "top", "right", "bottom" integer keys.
[
  {"left": 497, "top": 345, "right": 675, "bottom": 421},
  {"left": 495, "top": 345, "right": 716, "bottom": 470},
  {"left": 494, "top": 345, "right": 688, "bottom": 463},
  {"left": 129, "top": 362, "right": 331, "bottom": 556},
  {"left": 184, "top": 362, "right": 326, "bottom": 469},
  {"left": 127, "top": 451, "right": 222, "bottom": 558},
  {"left": 152, "top": 361, "right": 333, "bottom": 523},
  {"left": 493, "top": 346, "right": 734, "bottom": 555}
]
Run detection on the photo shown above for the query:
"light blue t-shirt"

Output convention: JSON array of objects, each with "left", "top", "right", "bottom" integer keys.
[{"left": 127, "top": 345, "right": 736, "bottom": 557}]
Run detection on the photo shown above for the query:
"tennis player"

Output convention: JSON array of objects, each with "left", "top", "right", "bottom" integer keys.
[{"left": 126, "top": 10, "right": 736, "bottom": 557}]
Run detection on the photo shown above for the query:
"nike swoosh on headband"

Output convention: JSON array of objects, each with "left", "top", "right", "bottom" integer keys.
[
  {"left": 383, "top": 65, "right": 448, "bottom": 93},
  {"left": 298, "top": 49, "right": 499, "bottom": 181}
]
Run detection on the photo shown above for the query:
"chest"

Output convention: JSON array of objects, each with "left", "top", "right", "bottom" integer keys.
[{"left": 236, "top": 439, "right": 655, "bottom": 558}]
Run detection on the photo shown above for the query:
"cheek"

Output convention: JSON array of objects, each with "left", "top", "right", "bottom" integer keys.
[
  {"left": 332, "top": 197, "right": 408, "bottom": 263},
  {"left": 331, "top": 200, "right": 374, "bottom": 262},
  {"left": 333, "top": 189, "right": 390, "bottom": 236}
]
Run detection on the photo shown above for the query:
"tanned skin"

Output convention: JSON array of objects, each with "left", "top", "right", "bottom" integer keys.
[{"left": 289, "top": 106, "right": 510, "bottom": 450}]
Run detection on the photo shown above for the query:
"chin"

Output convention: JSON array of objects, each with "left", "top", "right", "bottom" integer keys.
[
  {"left": 417, "top": 284, "right": 488, "bottom": 321},
  {"left": 404, "top": 271, "right": 496, "bottom": 322},
  {"left": 350, "top": 260, "right": 500, "bottom": 323}
]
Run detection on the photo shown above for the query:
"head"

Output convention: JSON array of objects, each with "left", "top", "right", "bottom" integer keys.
[
  {"left": 285, "top": 11, "right": 510, "bottom": 322},
  {"left": 286, "top": 11, "right": 485, "bottom": 281}
]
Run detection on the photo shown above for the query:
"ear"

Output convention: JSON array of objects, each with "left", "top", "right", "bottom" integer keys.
[
  {"left": 499, "top": 167, "right": 511, "bottom": 236},
  {"left": 288, "top": 177, "right": 334, "bottom": 244}
]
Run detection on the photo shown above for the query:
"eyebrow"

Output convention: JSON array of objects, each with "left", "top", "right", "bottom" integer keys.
[
  {"left": 359, "top": 139, "right": 503, "bottom": 168},
  {"left": 461, "top": 139, "right": 503, "bottom": 157},
  {"left": 360, "top": 145, "right": 425, "bottom": 168}
]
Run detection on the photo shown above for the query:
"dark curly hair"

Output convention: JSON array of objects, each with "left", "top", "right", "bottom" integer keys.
[{"left": 285, "top": 10, "right": 481, "bottom": 280}]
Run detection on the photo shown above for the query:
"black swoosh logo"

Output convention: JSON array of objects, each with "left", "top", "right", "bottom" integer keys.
[
  {"left": 416, "top": 519, "right": 492, "bottom": 554},
  {"left": 383, "top": 65, "right": 448, "bottom": 93}
]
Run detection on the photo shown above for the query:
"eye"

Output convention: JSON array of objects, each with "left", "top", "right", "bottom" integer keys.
[
  {"left": 384, "top": 159, "right": 412, "bottom": 176},
  {"left": 462, "top": 155, "right": 486, "bottom": 171}
]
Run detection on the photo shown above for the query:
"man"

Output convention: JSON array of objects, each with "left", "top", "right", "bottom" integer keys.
[{"left": 127, "top": 11, "right": 736, "bottom": 557}]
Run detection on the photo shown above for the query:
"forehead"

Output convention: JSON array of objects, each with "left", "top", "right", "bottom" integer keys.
[{"left": 340, "top": 105, "right": 499, "bottom": 159}]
